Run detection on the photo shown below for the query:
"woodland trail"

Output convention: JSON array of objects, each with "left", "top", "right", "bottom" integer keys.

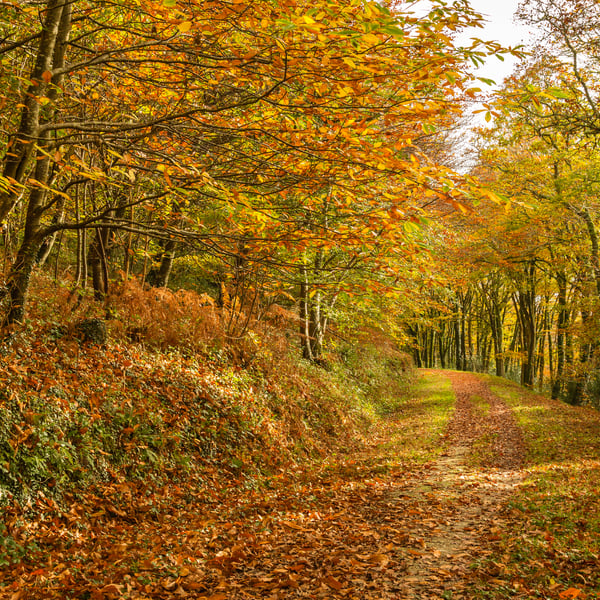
[
  {"left": 2, "top": 370, "right": 530, "bottom": 600},
  {"left": 186, "top": 370, "right": 527, "bottom": 600},
  {"left": 393, "top": 370, "right": 526, "bottom": 598}
]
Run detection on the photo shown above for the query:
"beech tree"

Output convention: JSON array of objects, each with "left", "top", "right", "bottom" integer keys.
[{"left": 0, "top": 0, "right": 504, "bottom": 357}]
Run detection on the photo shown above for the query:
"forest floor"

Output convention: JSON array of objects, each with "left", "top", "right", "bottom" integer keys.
[{"left": 2, "top": 369, "right": 599, "bottom": 600}]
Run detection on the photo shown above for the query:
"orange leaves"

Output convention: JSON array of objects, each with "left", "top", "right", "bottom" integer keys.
[
  {"left": 323, "top": 574, "right": 343, "bottom": 590},
  {"left": 559, "top": 589, "right": 584, "bottom": 599}
]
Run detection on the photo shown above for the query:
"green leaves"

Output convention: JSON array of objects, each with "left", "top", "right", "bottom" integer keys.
[{"left": 546, "top": 87, "right": 572, "bottom": 100}]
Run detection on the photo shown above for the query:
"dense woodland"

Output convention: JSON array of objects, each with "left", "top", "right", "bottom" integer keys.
[
  {"left": 2, "top": 1, "right": 600, "bottom": 598},
  {"left": 409, "top": 0, "right": 600, "bottom": 408},
  {"left": 1, "top": 0, "right": 600, "bottom": 406}
]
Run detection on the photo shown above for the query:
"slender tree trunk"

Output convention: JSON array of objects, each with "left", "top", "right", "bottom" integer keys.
[
  {"left": 88, "top": 227, "right": 110, "bottom": 300},
  {"left": 146, "top": 239, "right": 177, "bottom": 288},
  {"left": 567, "top": 310, "right": 592, "bottom": 406},
  {"left": 0, "top": 0, "right": 67, "bottom": 223},
  {"left": 299, "top": 265, "right": 313, "bottom": 361},
  {"left": 513, "top": 262, "right": 537, "bottom": 388},
  {"left": 552, "top": 271, "right": 568, "bottom": 399},
  {"left": 2, "top": 0, "right": 73, "bottom": 324},
  {"left": 454, "top": 316, "right": 461, "bottom": 370},
  {"left": 36, "top": 196, "right": 66, "bottom": 266},
  {"left": 407, "top": 324, "right": 422, "bottom": 368},
  {"left": 5, "top": 230, "right": 44, "bottom": 324},
  {"left": 506, "top": 320, "right": 520, "bottom": 376},
  {"left": 438, "top": 323, "right": 447, "bottom": 368}
]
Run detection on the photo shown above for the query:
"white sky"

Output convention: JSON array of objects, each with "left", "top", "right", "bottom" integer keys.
[{"left": 457, "top": 0, "right": 532, "bottom": 87}]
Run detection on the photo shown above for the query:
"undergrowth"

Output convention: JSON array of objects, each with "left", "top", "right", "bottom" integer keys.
[{"left": 0, "top": 273, "right": 416, "bottom": 568}]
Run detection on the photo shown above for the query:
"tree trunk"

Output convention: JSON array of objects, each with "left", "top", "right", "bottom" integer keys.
[
  {"left": 552, "top": 271, "right": 568, "bottom": 398},
  {"left": 438, "top": 323, "right": 447, "bottom": 368},
  {"left": 0, "top": 0, "right": 68, "bottom": 223},
  {"left": 146, "top": 239, "right": 177, "bottom": 288},
  {"left": 36, "top": 196, "right": 66, "bottom": 266},
  {"left": 4, "top": 231, "right": 44, "bottom": 324},
  {"left": 88, "top": 227, "right": 110, "bottom": 300},
  {"left": 299, "top": 266, "right": 313, "bottom": 361},
  {"left": 2, "top": 0, "right": 72, "bottom": 323},
  {"left": 513, "top": 262, "right": 537, "bottom": 388},
  {"left": 454, "top": 316, "right": 461, "bottom": 370}
]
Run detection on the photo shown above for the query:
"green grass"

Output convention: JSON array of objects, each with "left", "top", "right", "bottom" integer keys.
[
  {"left": 378, "top": 370, "right": 456, "bottom": 466},
  {"left": 473, "top": 375, "right": 600, "bottom": 599},
  {"left": 470, "top": 393, "right": 491, "bottom": 416}
]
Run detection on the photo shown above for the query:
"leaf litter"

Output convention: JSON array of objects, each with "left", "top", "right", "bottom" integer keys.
[{"left": 1, "top": 369, "right": 543, "bottom": 599}]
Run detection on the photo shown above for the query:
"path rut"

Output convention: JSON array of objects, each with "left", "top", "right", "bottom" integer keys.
[{"left": 394, "top": 370, "right": 525, "bottom": 598}]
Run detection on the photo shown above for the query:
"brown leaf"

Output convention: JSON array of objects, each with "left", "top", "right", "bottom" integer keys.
[
  {"left": 282, "top": 520, "right": 309, "bottom": 531},
  {"left": 324, "top": 575, "right": 343, "bottom": 590},
  {"left": 369, "top": 552, "right": 390, "bottom": 566},
  {"left": 99, "top": 584, "right": 123, "bottom": 599},
  {"left": 162, "top": 578, "right": 179, "bottom": 591}
]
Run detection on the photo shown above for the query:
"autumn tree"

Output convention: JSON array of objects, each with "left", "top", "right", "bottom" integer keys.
[{"left": 0, "top": 0, "right": 503, "bottom": 369}]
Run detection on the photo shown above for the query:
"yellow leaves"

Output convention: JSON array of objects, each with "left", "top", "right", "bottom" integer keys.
[
  {"left": 337, "top": 86, "right": 353, "bottom": 98},
  {"left": 297, "top": 13, "right": 324, "bottom": 31},
  {"left": 26, "top": 177, "right": 72, "bottom": 201},
  {"left": 177, "top": 21, "right": 192, "bottom": 33},
  {"left": 362, "top": 33, "right": 380, "bottom": 45},
  {"left": 465, "top": 87, "right": 482, "bottom": 98},
  {"left": 444, "top": 71, "right": 458, "bottom": 84},
  {"left": 481, "top": 189, "right": 509, "bottom": 204}
]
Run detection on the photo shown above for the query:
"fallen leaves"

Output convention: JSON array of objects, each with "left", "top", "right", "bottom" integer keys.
[
  {"left": 1, "top": 369, "right": 598, "bottom": 600},
  {"left": 559, "top": 588, "right": 584, "bottom": 599}
]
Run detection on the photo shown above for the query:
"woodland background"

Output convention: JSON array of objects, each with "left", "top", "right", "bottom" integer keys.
[
  {"left": 2, "top": 0, "right": 600, "bottom": 406},
  {"left": 1, "top": 1, "right": 600, "bottom": 597}
]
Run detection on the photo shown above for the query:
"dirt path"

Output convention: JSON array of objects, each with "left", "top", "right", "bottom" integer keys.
[
  {"left": 391, "top": 370, "right": 526, "bottom": 599},
  {"left": 187, "top": 370, "right": 527, "bottom": 600}
]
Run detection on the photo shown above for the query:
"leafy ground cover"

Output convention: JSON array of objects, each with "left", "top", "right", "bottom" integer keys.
[
  {"left": 1, "top": 313, "right": 599, "bottom": 600},
  {"left": 471, "top": 376, "right": 600, "bottom": 599},
  {"left": 0, "top": 336, "right": 449, "bottom": 599},
  {"left": 0, "top": 284, "right": 419, "bottom": 599}
]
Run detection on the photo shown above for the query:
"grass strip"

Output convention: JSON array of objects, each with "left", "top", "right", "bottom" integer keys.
[{"left": 474, "top": 376, "right": 600, "bottom": 599}]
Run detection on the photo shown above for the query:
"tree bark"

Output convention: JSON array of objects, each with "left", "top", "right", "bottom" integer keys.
[
  {"left": 0, "top": 0, "right": 68, "bottom": 223},
  {"left": 551, "top": 270, "right": 568, "bottom": 399},
  {"left": 146, "top": 239, "right": 177, "bottom": 288},
  {"left": 2, "top": 0, "right": 73, "bottom": 324}
]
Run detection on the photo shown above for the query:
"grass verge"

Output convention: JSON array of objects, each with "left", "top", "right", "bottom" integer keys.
[
  {"left": 372, "top": 369, "right": 456, "bottom": 467},
  {"left": 473, "top": 376, "right": 600, "bottom": 599}
]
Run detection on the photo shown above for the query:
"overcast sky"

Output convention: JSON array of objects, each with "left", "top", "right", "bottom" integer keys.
[{"left": 457, "top": 0, "right": 532, "bottom": 87}]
